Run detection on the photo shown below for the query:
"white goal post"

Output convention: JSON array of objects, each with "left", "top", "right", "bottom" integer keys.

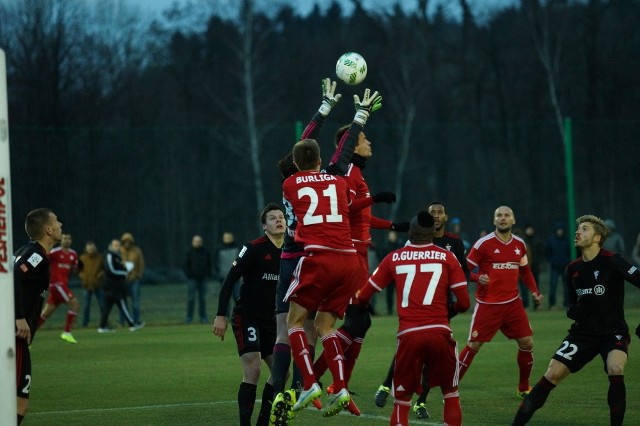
[{"left": 0, "top": 47, "right": 17, "bottom": 421}]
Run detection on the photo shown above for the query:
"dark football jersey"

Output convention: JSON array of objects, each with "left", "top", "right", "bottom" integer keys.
[
  {"left": 14, "top": 241, "right": 50, "bottom": 340},
  {"left": 565, "top": 250, "right": 640, "bottom": 336},
  {"left": 217, "top": 235, "right": 282, "bottom": 321}
]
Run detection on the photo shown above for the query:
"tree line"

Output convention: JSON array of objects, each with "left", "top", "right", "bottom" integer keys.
[{"left": 1, "top": 0, "right": 639, "bottom": 274}]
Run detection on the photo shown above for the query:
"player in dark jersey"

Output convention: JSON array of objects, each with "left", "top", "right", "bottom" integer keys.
[
  {"left": 513, "top": 214, "right": 640, "bottom": 426},
  {"left": 358, "top": 211, "right": 470, "bottom": 426},
  {"left": 213, "top": 203, "right": 286, "bottom": 426},
  {"left": 374, "top": 201, "right": 470, "bottom": 419},
  {"left": 14, "top": 208, "right": 63, "bottom": 425}
]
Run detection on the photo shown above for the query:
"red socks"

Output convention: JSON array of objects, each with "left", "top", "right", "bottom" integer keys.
[{"left": 517, "top": 349, "right": 534, "bottom": 392}]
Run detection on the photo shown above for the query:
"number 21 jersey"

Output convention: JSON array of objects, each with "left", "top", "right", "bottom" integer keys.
[{"left": 282, "top": 171, "right": 354, "bottom": 253}]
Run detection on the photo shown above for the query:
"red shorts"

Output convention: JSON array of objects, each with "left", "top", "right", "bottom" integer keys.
[
  {"left": 467, "top": 299, "right": 532, "bottom": 342},
  {"left": 46, "top": 283, "right": 75, "bottom": 306},
  {"left": 285, "top": 251, "right": 360, "bottom": 318},
  {"left": 393, "top": 329, "right": 459, "bottom": 399}
]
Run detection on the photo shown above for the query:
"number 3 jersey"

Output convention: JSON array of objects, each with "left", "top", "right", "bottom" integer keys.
[
  {"left": 565, "top": 249, "right": 640, "bottom": 336},
  {"left": 282, "top": 170, "right": 355, "bottom": 253}
]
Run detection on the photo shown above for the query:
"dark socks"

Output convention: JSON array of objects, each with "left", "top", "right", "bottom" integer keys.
[
  {"left": 608, "top": 375, "right": 625, "bottom": 426},
  {"left": 238, "top": 382, "right": 257, "bottom": 426},
  {"left": 512, "top": 376, "right": 555, "bottom": 425},
  {"left": 255, "top": 382, "right": 274, "bottom": 426}
]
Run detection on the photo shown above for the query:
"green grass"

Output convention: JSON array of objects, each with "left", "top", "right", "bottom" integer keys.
[{"left": 26, "top": 283, "right": 640, "bottom": 425}]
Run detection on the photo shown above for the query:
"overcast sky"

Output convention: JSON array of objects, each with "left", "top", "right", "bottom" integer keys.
[{"left": 134, "top": 0, "right": 518, "bottom": 22}]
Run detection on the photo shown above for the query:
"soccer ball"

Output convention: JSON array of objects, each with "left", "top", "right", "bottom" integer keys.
[{"left": 335, "top": 52, "right": 367, "bottom": 85}]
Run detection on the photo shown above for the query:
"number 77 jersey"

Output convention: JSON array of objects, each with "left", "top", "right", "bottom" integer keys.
[
  {"left": 366, "top": 243, "right": 469, "bottom": 335},
  {"left": 282, "top": 171, "right": 355, "bottom": 253}
]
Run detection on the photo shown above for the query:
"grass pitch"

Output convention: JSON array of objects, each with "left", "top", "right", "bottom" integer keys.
[{"left": 26, "top": 283, "right": 640, "bottom": 425}]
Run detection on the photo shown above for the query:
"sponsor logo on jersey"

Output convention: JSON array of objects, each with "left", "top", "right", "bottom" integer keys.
[
  {"left": 295, "top": 174, "right": 337, "bottom": 184},
  {"left": 594, "top": 284, "right": 605, "bottom": 295},
  {"left": 594, "top": 270, "right": 599, "bottom": 280},
  {"left": 392, "top": 250, "right": 446, "bottom": 261},
  {"left": 261, "top": 273, "right": 279, "bottom": 281},
  {"left": 27, "top": 252, "right": 43, "bottom": 267},
  {"left": 492, "top": 262, "right": 519, "bottom": 270},
  {"left": 514, "top": 248, "right": 521, "bottom": 255},
  {"left": 576, "top": 288, "right": 593, "bottom": 296}
]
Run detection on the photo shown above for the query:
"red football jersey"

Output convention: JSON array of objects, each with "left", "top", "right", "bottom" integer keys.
[
  {"left": 467, "top": 232, "right": 529, "bottom": 303},
  {"left": 366, "top": 243, "right": 468, "bottom": 335},
  {"left": 343, "top": 163, "right": 372, "bottom": 243},
  {"left": 48, "top": 246, "right": 78, "bottom": 286},
  {"left": 282, "top": 171, "right": 355, "bottom": 253}
]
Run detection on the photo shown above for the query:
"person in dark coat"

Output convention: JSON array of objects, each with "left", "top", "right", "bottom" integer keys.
[
  {"left": 183, "top": 234, "right": 212, "bottom": 323},
  {"left": 545, "top": 221, "right": 571, "bottom": 309}
]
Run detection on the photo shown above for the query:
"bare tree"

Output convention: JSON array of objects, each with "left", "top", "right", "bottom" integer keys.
[{"left": 523, "top": 0, "right": 569, "bottom": 141}]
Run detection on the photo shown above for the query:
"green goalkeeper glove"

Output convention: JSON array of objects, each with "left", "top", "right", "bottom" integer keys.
[
  {"left": 318, "top": 78, "right": 342, "bottom": 116},
  {"left": 353, "top": 88, "right": 382, "bottom": 126}
]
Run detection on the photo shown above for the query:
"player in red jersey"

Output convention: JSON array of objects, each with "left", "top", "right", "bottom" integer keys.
[
  {"left": 358, "top": 211, "right": 470, "bottom": 426},
  {"left": 281, "top": 87, "right": 383, "bottom": 418},
  {"left": 36, "top": 233, "right": 80, "bottom": 344},
  {"left": 312, "top": 123, "right": 408, "bottom": 410},
  {"left": 458, "top": 206, "right": 544, "bottom": 398}
]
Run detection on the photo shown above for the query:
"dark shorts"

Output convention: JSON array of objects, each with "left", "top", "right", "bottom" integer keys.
[
  {"left": 275, "top": 257, "right": 301, "bottom": 314},
  {"left": 551, "top": 332, "right": 630, "bottom": 373},
  {"left": 340, "top": 304, "right": 372, "bottom": 339},
  {"left": 231, "top": 309, "right": 276, "bottom": 358},
  {"left": 16, "top": 339, "right": 32, "bottom": 399}
]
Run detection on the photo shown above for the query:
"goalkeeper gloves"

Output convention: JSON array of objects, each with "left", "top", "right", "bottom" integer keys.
[
  {"left": 390, "top": 222, "right": 410, "bottom": 232},
  {"left": 372, "top": 191, "right": 396, "bottom": 204},
  {"left": 318, "top": 78, "right": 341, "bottom": 116},
  {"left": 353, "top": 88, "right": 382, "bottom": 125}
]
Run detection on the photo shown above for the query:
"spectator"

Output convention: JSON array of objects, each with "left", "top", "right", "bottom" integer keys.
[
  {"left": 381, "top": 231, "right": 404, "bottom": 315},
  {"left": 78, "top": 240, "right": 105, "bottom": 327},
  {"left": 632, "top": 232, "right": 640, "bottom": 266},
  {"left": 603, "top": 219, "right": 626, "bottom": 256},
  {"left": 523, "top": 224, "right": 544, "bottom": 311},
  {"left": 99, "top": 239, "right": 145, "bottom": 333},
  {"left": 214, "top": 231, "right": 241, "bottom": 302},
  {"left": 545, "top": 221, "right": 571, "bottom": 310},
  {"left": 183, "top": 234, "right": 212, "bottom": 324},
  {"left": 450, "top": 217, "right": 470, "bottom": 250},
  {"left": 120, "top": 232, "right": 145, "bottom": 328}
]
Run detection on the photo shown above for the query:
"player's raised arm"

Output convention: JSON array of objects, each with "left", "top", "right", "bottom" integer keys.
[
  {"left": 327, "top": 88, "right": 382, "bottom": 176},
  {"left": 299, "top": 78, "right": 342, "bottom": 141}
]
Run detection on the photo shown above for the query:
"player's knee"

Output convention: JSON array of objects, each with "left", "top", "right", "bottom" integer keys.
[
  {"left": 467, "top": 341, "right": 482, "bottom": 352},
  {"left": 607, "top": 365, "right": 624, "bottom": 376},
  {"left": 517, "top": 337, "right": 534, "bottom": 351},
  {"left": 17, "top": 397, "right": 29, "bottom": 416}
]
